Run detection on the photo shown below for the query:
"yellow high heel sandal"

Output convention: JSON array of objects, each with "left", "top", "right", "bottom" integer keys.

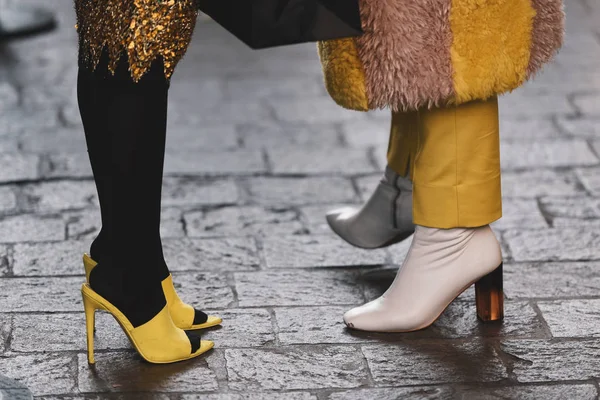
[
  {"left": 83, "top": 253, "right": 222, "bottom": 331},
  {"left": 82, "top": 283, "right": 214, "bottom": 364}
]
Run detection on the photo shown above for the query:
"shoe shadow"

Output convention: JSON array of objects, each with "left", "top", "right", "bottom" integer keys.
[{"left": 83, "top": 347, "right": 215, "bottom": 394}]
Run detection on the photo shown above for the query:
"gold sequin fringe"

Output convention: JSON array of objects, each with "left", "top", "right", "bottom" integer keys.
[{"left": 75, "top": 0, "right": 198, "bottom": 82}]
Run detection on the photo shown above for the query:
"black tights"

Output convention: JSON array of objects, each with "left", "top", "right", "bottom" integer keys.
[{"left": 78, "top": 51, "right": 175, "bottom": 328}]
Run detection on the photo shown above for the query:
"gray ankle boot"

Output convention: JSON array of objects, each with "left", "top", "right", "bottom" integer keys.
[{"left": 326, "top": 166, "right": 415, "bottom": 249}]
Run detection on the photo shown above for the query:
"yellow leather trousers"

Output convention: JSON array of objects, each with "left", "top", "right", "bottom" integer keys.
[{"left": 387, "top": 97, "right": 502, "bottom": 228}]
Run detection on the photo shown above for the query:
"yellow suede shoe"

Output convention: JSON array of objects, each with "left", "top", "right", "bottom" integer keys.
[
  {"left": 83, "top": 253, "right": 222, "bottom": 331},
  {"left": 82, "top": 283, "right": 214, "bottom": 364}
]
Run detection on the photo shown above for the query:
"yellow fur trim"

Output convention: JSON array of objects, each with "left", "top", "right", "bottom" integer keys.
[
  {"left": 318, "top": 38, "right": 369, "bottom": 111},
  {"left": 450, "top": 0, "right": 535, "bottom": 104}
]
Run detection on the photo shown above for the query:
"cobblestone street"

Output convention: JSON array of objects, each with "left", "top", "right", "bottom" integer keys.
[{"left": 1, "top": 0, "right": 600, "bottom": 398}]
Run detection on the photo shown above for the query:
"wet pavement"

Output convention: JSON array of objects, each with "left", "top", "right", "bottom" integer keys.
[{"left": 0, "top": 0, "right": 600, "bottom": 398}]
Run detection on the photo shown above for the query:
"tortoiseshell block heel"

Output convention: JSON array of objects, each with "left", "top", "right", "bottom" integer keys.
[{"left": 475, "top": 263, "right": 504, "bottom": 322}]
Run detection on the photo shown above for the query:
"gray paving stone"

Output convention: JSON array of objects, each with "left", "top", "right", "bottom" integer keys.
[
  {"left": 246, "top": 177, "right": 357, "bottom": 206},
  {"left": 362, "top": 341, "right": 507, "bottom": 386},
  {"left": 500, "top": 118, "right": 562, "bottom": 139},
  {"left": 270, "top": 95, "right": 373, "bottom": 124},
  {"left": 12, "top": 240, "right": 87, "bottom": 276},
  {"left": 0, "top": 154, "right": 39, "bottom": 183},
  {"left": 19, "top": 128, "right": 88, "bottom": 153},
  {"left": 0, "top": 375, "right": 25, "bottom": 390},
  {"left": 36, "top": 395, "right": 171, "bottom": 400},
  {"left": 239, "top": 122, "right": 341, "bottom": 149},
  {"left": 576, "top": 167, "right": 600, "bottom": 196},
  {"left": 184, "top": 206, "right": 305, "bottom": 238},
  {"left": 65, "top": 209, "right": 101, "bottom": 241},
  {"left": 299, "top": 203, "right": 359, "bottom": 234},
  {"left": 166, "top": 124, "right": 239, "bottom": 152},
  {"left": 0, "top": 314, "right": 11, "bottom": 354},
  {"left": 40, "top": 154, "right": 93, "bottom": 179},
  {"left": 0, "top": 277, "right": 81, "bottom": 312},
  {"left": 1, "top": 109, "right": 60, "bottom": 137},
  {"left": 538, "top": 299, "right": 600, "bottom": 338},
  {"left": 501, "top": 339, "right": 600, "bottom": 382},
  {"left": 169, "top": 97, "right": 273, "bottom": 126},
  {"left": 552, "top": 218, "right": 600, "bottom": 228},
  {"left": 182, "top": 393, "right": 317, "bottom": 400},
  {"left": 170, "top": 272, "right": 235, "bottom": 309},
  {"left": 0, "top": 215, "right": 65, "bottom": 243},
  {"left": 0, "top": 137, "right": 19, "bottom": 153},
  {"left": 573, "top": 94, "right": 600, "bottom": 116},
  {"left": 557, "top": 117, "right": 600, "bottom": 137},
  {"left": 504, "top": 262, "right": 600, "bottom": 298},
  {"left": 500, "top": 140, "right": 598, "bottom": 170},
  {"left": 491, "top": 199, "right": 548, "bottom": 231},
  {"left": 540, "top": 196, "right": 600, "bottom": 219},
  {"left": 0, "top": 245, "right": 8, "bottom": 277},
  {"left": 0, "top": 82, "right": 19, "bottom": 110},
  {"left": 0, "top": 187, "right": 17, "bottom": 214},
  {"left": 262, "top": 234, "right": 387, "bottom": 268},
  {"left": 235, "top": 270, "right": 364, "bottom": 307},
  {"left": 168, "top": 78, "right": 225, "bottom": 108},
  {"left": 275, "top": 306, "right": 362, "bottom": 345},
  {"left": 162, "top": 178, "right": 239, "bottom": 207},
  {"left": 0, "top": 354, "right": 75, "bottom": 396},
  {"left": 159, "top": 208, "right": 186, "bottom": 238},
  {"left": 456, "top": 384, "right": 598, "bottom": 400},
  {"left": 387, "top": 239, "right": 413, "bottom": 266},
  {"left": 504, "top": 227, "right": 600, "bottom": 261},
  {"left": 20, "top": 181, "right": 98, "bottom": 213},
  {"left": 342, "top": 118, "right": 392, "bottom": 148},
  {"left": 354, "top": 173, "right": 382, "bottom": 201},
  {"left": 163, "top": 150, "right": 267, "bottom": 177},
  {"left": 268, "top": 148, "right": 377, "bottom": 175},
  {"left": 201, "top": 309, "right": 275, "bottom": 348},
  {"left": 499, "top": 91, "right": 575, "bottom": 117},
  {"left": 224, "top": 76, "right": 325, "bottom": 100},
  {"left": 225, "top": 346, "right": 369, "bottom": 390},
  {"left": 77, "top": 352, "right": 218, "bottom": 393},
  {"left": 164, "top": 237, "right": 259, "bottom": 272},
  {"left": 11, "top": 313, "right": 128, "bottom": 353},
  {"left": 327, "top": 387, "right": 454, "bottom": 400},
  {"left": 501, "top": 169, "right": 584, "bottom": 198},
  {"left": 0, "top": 388, "right": 33, "bottom": 400},
  {"left": 360, "top": 266, "right": 404, "bottom": 303}
]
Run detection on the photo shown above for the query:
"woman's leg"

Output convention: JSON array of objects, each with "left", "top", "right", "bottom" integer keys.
[
  {"left": 343, "top": 97, "right": 504, "bottom": 332},
  {"left": 74, "top": 1, "right": 218, "bottom": 363},
  {"left": 325, "top": 112, "right": 417, "bottom": 249},
  {"left": 81, "top": 51, "right": 172, "bottom": 327}
]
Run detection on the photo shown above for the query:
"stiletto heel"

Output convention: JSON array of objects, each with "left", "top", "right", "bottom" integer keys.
[
  {"left": 80, "top": 283, "right": 214, "bottom": 364},
  {"left": 475, "top": 263, "right": 504, "bottom": 322},
  {"left": 83, "top": 254, "right": 222, "bottom": 331},
  {"left": 82, "top": 291, "right": 98, "bottom": 365}
]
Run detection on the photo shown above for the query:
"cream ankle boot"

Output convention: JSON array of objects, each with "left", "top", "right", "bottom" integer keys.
[
  {"left": 343, "top": 225, "right": 503, "bottom": 332},
  {"left": 326, "top": 166, "right": 415, "bottom": 249}
]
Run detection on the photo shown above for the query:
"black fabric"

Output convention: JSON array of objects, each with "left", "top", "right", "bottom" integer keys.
[
  {"left": 186, "top": 332, "right": 201, "bottom": 353},
  {"left": 193, "top": 309, "right": 209, "bottom": 325},
  {"left": 78, "top": 51, "right": 170, "bottom": 329},
  {"left": 197, "top": 0, "right": 362, "bottom": 49}
]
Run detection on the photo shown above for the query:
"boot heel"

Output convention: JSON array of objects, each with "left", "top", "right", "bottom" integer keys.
[
  {"left": 82, "top": 289, "right": 97, "bottom": 365},
  {"left": 475, "top": 263, "right": 504, "bottom": 322}
]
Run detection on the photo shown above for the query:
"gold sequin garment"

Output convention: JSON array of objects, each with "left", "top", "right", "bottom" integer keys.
[{"left": 75, "top": 0, "right": 198, "bottom": 82}]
